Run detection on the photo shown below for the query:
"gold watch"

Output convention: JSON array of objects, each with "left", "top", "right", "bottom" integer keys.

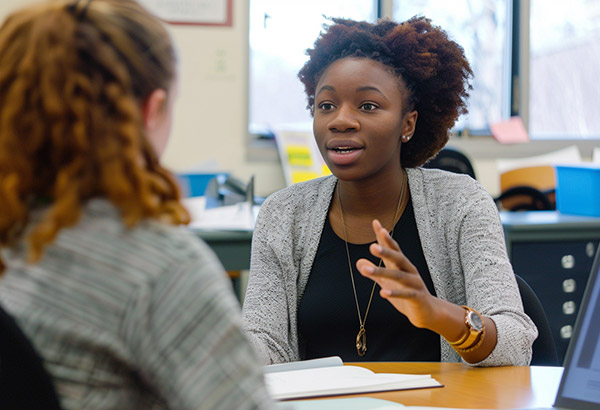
[{"left": 449, "top": 306, "right": 485, "bottom": 351}]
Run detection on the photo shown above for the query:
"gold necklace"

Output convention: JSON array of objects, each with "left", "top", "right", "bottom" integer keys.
[{"left": 337, "top": 169, "right": 408, "bottom": 356}]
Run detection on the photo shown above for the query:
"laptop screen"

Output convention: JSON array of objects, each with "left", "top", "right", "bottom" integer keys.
[{"left": 554, "top": 247, "right": 600, "bottom": 409}]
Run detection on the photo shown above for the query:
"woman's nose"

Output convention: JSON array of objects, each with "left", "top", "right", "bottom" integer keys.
[{"left": 329, "top": 106, "right": 359, "bottom": 132}]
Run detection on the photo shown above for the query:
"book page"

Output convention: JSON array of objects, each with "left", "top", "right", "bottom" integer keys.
[
  {"left": 265, "top": 365, "right": 438, "bottom": 400},
  {"left": 265, "top": 356, "right": 343, "bottom": 374}
]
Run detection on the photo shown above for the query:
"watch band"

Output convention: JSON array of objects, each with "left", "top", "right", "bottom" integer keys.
[
  {"left": 449, "top": 306, "right": 485, "bottom": 351},
  {"left": 454, "top": 329, "right": 486, "bottom": 353},
  {"left": 448, "top": 325, "right": 470, "bottom": 347}
]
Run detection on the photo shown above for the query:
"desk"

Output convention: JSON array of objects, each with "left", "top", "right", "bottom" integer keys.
[
  {"left": 193, "top": 229, "right": 252, "bottom": 298},
  {"left": 500, "top": 211, "right": 600, "bottom": 259},
  {"left": 501, "top": 211, "right": 600, "bottom": 363},
  {"left": 193, "top": 229, "right": 253, "bottom": 271},
  {"left": 196, "top": 211, "right": 600, "bottom": 272},
  {"left": 316, "top": 362, "right": 563, "bottom": 409}
]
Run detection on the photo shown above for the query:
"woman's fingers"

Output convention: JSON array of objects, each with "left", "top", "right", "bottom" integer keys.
[
  {"left": 380, "top": 287, "right": 418, "bottom": 299},
  {"left": 357, "top": 259, "right": 407, "bottom": 281},
  {"left": 369, "top": 219, "right": 417, "bottom": 274},
  {"left": 356, "top": 259, "right": 421, "bottom": 292},
  {"left": 372, "top": 219, "right": 400, "bottom": 251}
]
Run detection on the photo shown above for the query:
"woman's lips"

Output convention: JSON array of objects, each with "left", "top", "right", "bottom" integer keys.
[{"left": 327, "top": 146, "right": 364, "bottom": 166}]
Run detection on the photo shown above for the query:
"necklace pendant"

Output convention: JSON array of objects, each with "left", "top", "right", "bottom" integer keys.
[{"left": 356, "top": 326, "right": 367, "bottom": 356}]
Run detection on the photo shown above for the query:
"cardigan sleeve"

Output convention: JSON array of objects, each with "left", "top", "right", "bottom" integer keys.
[
  {"left": 455, "top": 181, "right": 537, "bottom": 366},
  {"left": 242, "top": 193, "right": 300, "bottom": 365},
  {"left": 409, "top": 168, "right": 537, "bottom": 366}
]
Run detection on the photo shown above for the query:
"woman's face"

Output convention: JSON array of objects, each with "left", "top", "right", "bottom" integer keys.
[{"left": 313, "top": 57, "right": 416, "bottom": 182}]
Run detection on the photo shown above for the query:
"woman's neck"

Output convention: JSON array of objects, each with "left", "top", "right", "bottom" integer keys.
[
  {"left": 330, "top": 168, "right": 408, "bottom": 244},
  {"left": 337, "top": 168, "right": 406, "bottom": 215}
]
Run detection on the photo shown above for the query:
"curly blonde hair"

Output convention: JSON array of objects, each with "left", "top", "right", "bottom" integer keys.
[{"left": 0, "top": 0, "right": 189, "bottom": 272}]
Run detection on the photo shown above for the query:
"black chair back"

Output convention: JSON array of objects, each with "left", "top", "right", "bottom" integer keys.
[
  {"left": 423, "top": 147, "right": 477, "bottom": 180},
  {"left": 0, "top": 304, "right": 62, "bottom": 409},
  {"left": 494, "top": 186, "right": 555, "bottom": 211},
  {"left": 515, "top": 275, "right": 560, "bottom": 366}
]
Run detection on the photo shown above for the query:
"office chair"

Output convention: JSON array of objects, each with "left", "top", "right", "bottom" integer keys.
[
  {"left": 0, "top": 304, "right": 62, "bottom": 409},
  {"left": 423, "top": 146, "right": 477, "bottom": 179},
  {"left": 514, "top": 275, "right": 560, "bottom": 366},
  {"left": 495, "top": 186, "right": 554, "bottom": 211},
  {"left": 494, "top": 165, "right": 556, "bottom": 211}
]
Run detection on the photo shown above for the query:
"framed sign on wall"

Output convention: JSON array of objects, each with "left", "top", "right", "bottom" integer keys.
[{"left": 139, "top": 0, "right": 232, "bottom": 26}]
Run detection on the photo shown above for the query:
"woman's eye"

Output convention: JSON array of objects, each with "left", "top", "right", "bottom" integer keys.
[
  {"left": 318, "top": 103, "right": 335, "bottom": 111},
  {"left": 361, "top": 103, "right": 378, "bottom": 111}
]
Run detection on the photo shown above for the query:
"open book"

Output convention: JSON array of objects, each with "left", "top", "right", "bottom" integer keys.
[{"left": 264, "top": 357, "right": 442, "bottom": 400}]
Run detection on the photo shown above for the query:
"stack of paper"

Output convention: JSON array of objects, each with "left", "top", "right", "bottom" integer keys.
[
  {"left": 183, "top": 196, "right": 258, "bottom": 231},
  {"left": 264, "top": 357, "right": 442, "bottom": 400}
]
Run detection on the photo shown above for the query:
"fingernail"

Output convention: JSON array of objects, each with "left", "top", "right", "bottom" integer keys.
[
  {"left": 372, "top": 244, "right": 382, "bottom": 253},
  {"left": 364, "top": 266, "right": 375, "bottom": 274}
]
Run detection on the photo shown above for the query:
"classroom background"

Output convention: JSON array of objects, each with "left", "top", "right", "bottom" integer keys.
[{"left": 1, "top": 0, "right": 598, "bottom": 198}]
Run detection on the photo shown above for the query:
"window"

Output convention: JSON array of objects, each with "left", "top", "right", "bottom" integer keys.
[
  {"left": 248, "top": 1, "right": 600, "bottom": 142},
  {"left": 248, "top": 0, "right": 378, "bottom": 136},
  {"left": 393, "top": 0, "right": 511, "bottom": 134},
  {"left": 529, "top": 0, "right": 600, "bottom": 139}
]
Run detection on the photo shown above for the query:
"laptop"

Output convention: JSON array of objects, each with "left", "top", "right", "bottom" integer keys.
[{"left": 534, "top": 246, "right": 600, "bottom": 410}]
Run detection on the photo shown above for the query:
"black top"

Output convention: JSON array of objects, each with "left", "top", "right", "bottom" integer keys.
[
  {"left": 298, "top": 198, "right": 441, "bottom": 362},
  {"left": 0, "top": 304, "right": 62, "bottom": 409}
]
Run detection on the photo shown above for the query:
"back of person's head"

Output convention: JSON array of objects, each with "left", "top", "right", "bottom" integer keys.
[
  {"left": 0, "top": 0, "right": 189, "bottom": 271},
  {"left": 298, "top": 16, "right": 473, "bottom": 167}
]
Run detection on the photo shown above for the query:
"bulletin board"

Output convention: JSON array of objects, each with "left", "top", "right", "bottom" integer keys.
[
  {"left": 273, "top": 126, "right": 331, "bottom": 186},
  {"left": 139, "top": 0, "right": 232, "bottom": 26}
]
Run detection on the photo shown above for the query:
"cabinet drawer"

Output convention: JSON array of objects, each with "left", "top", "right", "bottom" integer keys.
[{"left": 509, "top": 240, "right": 598, "bottom": 363}]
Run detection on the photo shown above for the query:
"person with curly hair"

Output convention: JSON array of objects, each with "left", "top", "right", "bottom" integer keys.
[
  {"left": 242, "top": 17, "right": 536, "bottom": 367},
  {"left": 0, "top": 1, "right": 275, "bottom": 408}
]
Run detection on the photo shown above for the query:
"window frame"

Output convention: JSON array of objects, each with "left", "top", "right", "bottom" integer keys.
[{"left": 246, "top": 0, "right": 599, "bottom": 164}]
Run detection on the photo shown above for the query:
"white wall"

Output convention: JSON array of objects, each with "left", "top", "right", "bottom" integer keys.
[
  {"left": 0, "top": 0, "right": 286, "bottom": 197},
  {"left": 163, "top": 0, "right": 286, "bottom": 196}
]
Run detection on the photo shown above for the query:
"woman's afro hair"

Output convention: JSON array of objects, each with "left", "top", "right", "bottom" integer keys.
[{"left": 298, "top": 16, "right": 473, "bottom": 167}]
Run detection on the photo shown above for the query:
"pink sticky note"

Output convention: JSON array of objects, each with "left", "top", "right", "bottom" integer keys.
[{"left": 489, "top": 116, "right": 530, "bottom": 144}]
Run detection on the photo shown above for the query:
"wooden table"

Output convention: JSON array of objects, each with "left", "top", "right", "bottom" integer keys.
[{"left": 311, "top": 362, "right": 563, "bottom": 409}]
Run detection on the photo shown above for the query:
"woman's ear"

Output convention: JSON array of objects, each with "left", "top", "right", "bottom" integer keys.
[
  {"left": 142, "top": 88, "right": 172, "bottom": 156},
  {"left": 142, "top": 88, "right": 168, "bottom": 131},
  {"left": 402, "top": 110, "right": 418, "bottom": 138}
]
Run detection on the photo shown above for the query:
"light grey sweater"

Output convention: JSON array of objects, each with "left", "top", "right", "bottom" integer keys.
[
  {"left": 242, "top": 167, "right": 537, "bottom": 366},
  {"left": 1, "top": 200, "right": 275, "bottom": 410}
]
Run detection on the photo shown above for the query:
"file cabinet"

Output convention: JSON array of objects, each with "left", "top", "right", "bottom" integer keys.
[{"left": 501, "top": 211, "right": 600, "bottom": 364}]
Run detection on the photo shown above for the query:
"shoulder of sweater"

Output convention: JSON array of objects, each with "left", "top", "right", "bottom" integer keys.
[
  {"left": 409, "top": 167, "right": 490, "bottom": 199},
  {"left": 80, "top": 199, "right": 211, "bottom": 266},
  {"left": 260, "top": 175, "right": 336, "bottom": 211}
]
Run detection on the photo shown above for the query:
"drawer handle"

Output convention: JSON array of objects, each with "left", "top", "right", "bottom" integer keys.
[
  {"left": 560, "top": 325, "right": 573, "bottom": 339},
  {"left": 561, "top": 255, "right": 575, "bottom": 269},
  {"left": 562, "top": 301, "right": 577, "bottom": 315},
  {"left": 563, "top": 279, "right": 577, "bottom": 293},
  {"left": 586, "top": 242, "right": 596, "bottom": 258}
]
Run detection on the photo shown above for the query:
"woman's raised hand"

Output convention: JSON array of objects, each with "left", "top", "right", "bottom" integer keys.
[{"left": 356, "top": 219, "right": 439, "bottom": 329}]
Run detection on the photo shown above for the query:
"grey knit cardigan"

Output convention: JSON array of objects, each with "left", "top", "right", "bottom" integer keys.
[{"left": 242, "top": 167, "right": 537, "bottom": 366}]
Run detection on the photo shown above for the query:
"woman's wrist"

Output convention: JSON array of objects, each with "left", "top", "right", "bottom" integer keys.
[
  {"left": 424, "top": 298, "right": 469, "bottom": 340},
  {"left": 448, "top": 306, "right": 486, "bottom": 352}
]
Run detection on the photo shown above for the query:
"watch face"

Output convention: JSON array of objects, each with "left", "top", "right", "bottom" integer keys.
[{"left": 468, "top": 311, "right": 483, "bottom": 331}]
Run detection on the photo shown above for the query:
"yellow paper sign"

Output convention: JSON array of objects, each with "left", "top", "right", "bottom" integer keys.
[
  {"left": 292, "top": 171, "right": 320, "bottom": 184},
  {"left": 287, "top": 145, "right": 313, "bottom": 167}
]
